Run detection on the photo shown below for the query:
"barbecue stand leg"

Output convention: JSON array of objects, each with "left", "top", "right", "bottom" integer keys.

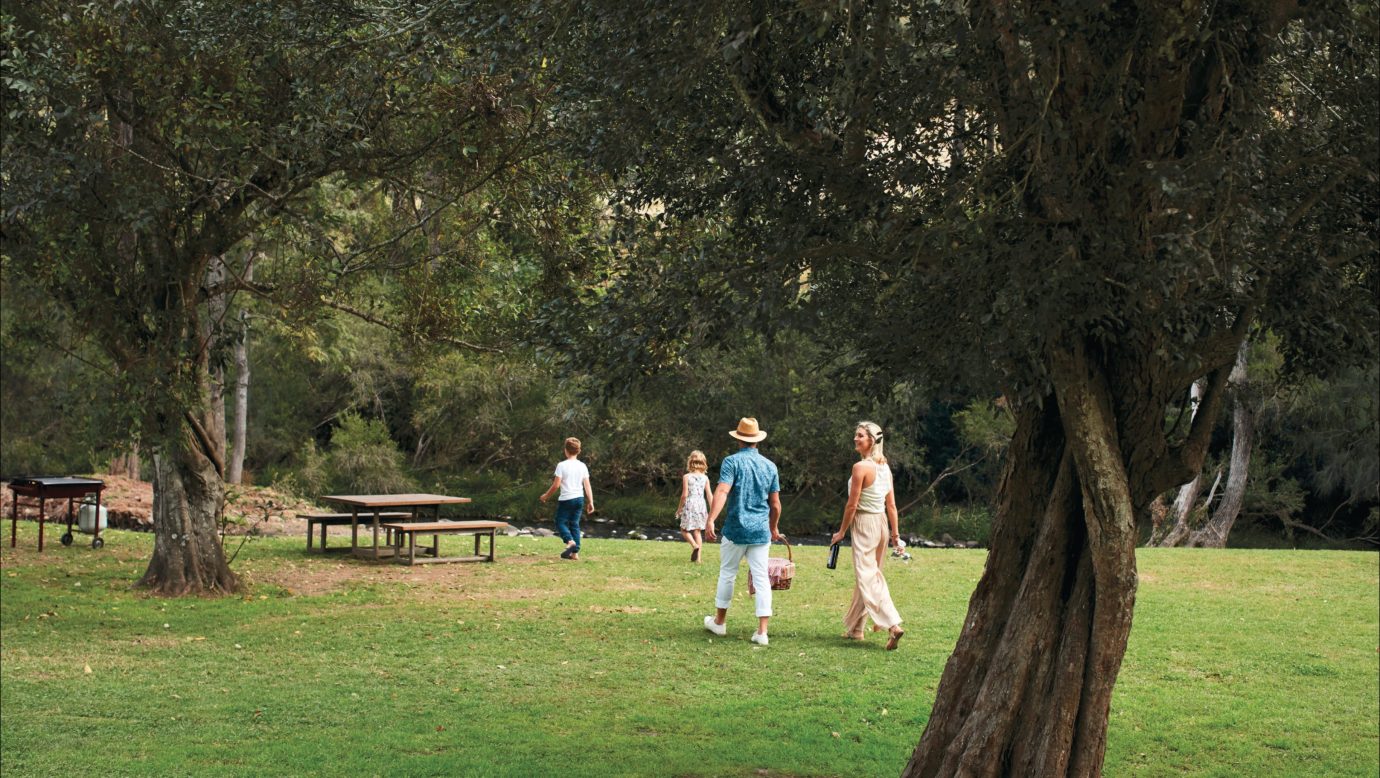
[
  {"left": 38, "top": 498, "right": 53, "bottom": 551},
  {"left": 90, "top": 490, "right": 104, "bottom": 549}
]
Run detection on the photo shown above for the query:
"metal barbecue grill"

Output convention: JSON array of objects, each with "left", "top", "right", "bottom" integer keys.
[{"left": 7, "top": 477, "right": 107, "bottom": 551}]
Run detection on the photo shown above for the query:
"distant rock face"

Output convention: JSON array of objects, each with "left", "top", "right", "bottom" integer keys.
[
  {"left": 532, "top": 528, "right": 555, "bottom": 537},
  {"left": 626, "top": 530, "right": 648, "bottom": 540},
  {"left": 940, "top": 533, "right": 957, "bottom": 546}
]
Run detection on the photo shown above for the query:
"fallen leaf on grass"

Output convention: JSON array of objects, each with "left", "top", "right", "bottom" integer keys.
[{"left": 83, "top": 665, "right": 92, "bottom": 674}]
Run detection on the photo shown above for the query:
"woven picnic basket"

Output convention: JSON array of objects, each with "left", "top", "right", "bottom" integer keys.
[{"left": 748, "top": 538, "right": 795, "bottom": 594}]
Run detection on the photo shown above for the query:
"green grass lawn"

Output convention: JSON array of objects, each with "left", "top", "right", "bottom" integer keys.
[{"left": 1, "top": 532, "right": 1375, "bottom": 777}]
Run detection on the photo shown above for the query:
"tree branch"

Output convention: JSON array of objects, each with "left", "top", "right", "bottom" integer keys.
[{"left": 318, "top": 298, "right": 503, "bottom": 354}]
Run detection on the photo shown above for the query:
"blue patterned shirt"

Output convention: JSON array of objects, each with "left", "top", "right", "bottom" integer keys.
[{"left": 718, "top": 446, "right": 780, "bottom": 545}]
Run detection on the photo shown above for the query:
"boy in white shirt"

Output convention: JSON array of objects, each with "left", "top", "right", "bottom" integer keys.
[{"left": 539, "top": 437, "right": 595, "bottom": 560}]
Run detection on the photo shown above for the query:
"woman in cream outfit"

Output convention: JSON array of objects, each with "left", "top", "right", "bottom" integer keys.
[{"left": 829, "top": 421, "right": 905, "bottom": 650}]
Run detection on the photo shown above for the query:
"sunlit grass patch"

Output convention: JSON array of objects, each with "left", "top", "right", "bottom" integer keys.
[{"left": 2, "top": 532, "right": 1376, "bottom": 777}]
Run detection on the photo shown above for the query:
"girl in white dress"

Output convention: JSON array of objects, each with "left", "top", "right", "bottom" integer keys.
[{"left": 677, "top": 450, "right": 712, "bottom": 563}]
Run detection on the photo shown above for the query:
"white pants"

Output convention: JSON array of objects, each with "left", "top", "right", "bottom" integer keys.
[{"left": 715, "top": 538, "right": 773, "bottom": 617}]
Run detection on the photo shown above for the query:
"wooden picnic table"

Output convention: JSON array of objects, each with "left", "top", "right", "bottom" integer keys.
[{"left": 320, "top": 493, "right": 472, "bottom": 561}]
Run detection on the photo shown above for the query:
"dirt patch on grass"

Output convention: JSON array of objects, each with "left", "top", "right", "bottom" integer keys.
[{"left": 244, "top": 556, "right": 554, "bottom": 599}]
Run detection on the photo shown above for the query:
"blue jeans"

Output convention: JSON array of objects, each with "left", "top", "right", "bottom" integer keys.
[{"left": 554, "top": 497, "right": 584, "bottom": 551}]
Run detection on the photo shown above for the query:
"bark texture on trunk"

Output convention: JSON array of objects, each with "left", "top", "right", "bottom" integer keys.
[
  {"left": 138, "top": 421, "right": 238, "bottom": 596},
  {"left": 137, "top": 329, "right": 237, "bottom": 596},
  {"left": 904, "top": 343, "right": 1149, "bottom": 778}
]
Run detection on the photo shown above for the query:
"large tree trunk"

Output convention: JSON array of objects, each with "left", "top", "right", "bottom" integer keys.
[
  {"left": 904, "top": 343, "right": 1145, "bottom": 777},
  {"left": 137, "top": 418, "right": 239, "bottom": 595},
  {"left": 137, "top": 303, "right": 238, "bottom": 596}
]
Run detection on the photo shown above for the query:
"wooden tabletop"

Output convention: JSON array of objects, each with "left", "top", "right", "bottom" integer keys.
[{"left": 321, "top": 494, "right": 473, "bottom": 508}]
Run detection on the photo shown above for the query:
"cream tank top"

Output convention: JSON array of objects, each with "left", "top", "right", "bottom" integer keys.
[{"left": 852, "top": 462, "right": 893, "bottom": 514}]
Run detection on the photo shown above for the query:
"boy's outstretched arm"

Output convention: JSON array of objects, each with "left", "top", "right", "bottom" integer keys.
[{"left": 539, "top": 476, "right": 561, "bottom": 503}]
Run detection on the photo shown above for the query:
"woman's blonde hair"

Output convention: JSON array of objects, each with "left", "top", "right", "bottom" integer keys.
[
  {"left": 686, "top": 450, "right": 708, "bottom": 473},
  {"left": 563, "top": 437, "right": 582, "bottom": 456},
  {"left": 856, "top": 421, "right": 887, "bottom": 464}
]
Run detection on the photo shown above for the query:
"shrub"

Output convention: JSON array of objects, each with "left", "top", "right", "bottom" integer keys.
[
  {"left": 271, "top": 440, "right": 330, "bottom": 499},
  {"left": 326, "top": 413, "right": 415, "bottom": 494}
]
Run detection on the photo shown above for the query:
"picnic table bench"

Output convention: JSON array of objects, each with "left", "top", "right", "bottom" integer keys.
[
  {"left": 302, "top": 512, "right": 409, "bottom": 553},
  {"left": 381, "top": 519, "right": 511, "bottom": 565}
]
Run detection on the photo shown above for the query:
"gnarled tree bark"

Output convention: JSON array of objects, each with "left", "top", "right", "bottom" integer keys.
[
  {"left": 137, "top": 302, "right": 239, "bottom": 596},
  {"left": 139, "top": 420, "right": 238, "bottom": 596},
  {"left": 904, "top": 338, "right": 1230, "bottom": 777}
]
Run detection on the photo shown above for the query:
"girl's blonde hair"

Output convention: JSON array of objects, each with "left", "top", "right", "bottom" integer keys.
[
  {"left": 856, "top": 421, "right": 887, "bottom": 464},
  {"left": 686, "top": 450, "right": 708, "bottom": 473},
  {"left": 564, "top": 437, "right": 582, "bottom": 456}
]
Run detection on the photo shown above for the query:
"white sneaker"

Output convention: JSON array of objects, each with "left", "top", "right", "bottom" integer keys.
[
  {"left": 703, "top": 616, "right": 726, "bottom": 636},
  {"left": 751, "top": 632, "right": 769, "bottom": 646}
]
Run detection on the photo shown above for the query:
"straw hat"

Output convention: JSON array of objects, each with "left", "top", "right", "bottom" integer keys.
[{"left": 728, "top": 417, "right": 768, "bottom": 443}]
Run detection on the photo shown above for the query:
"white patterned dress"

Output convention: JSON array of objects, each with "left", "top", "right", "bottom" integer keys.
[{"left": 679, "top": 472, "right": 709, "bottom": 530}]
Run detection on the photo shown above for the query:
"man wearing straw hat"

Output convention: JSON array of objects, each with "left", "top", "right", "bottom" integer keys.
[{"left": 704, "top": 417, "right": 785, "bottom": 646}]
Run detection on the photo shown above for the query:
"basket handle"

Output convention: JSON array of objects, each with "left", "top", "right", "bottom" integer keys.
[{"left": 779, "top": 536, "right": 792, "bottom": 562}]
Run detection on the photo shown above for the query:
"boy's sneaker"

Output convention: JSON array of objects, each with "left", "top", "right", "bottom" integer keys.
[
  {"left": 751, "top": 632, "right": 769, "bottom": 646},
  {"left": 703, "top": 616, "right": 726, "bottom": 636}
]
